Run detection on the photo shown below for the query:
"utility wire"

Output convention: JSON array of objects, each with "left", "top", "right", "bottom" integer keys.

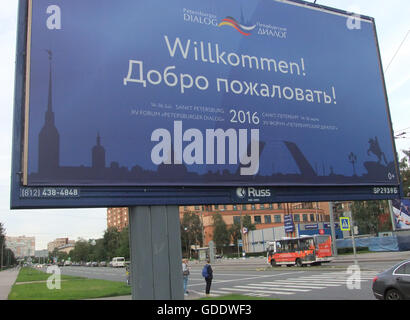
[{"left": 385, "top": 29, "right": 410, "bottom": 73}]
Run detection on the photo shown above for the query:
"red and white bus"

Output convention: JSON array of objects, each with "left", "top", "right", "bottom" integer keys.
[{"left": 266, "top": 235, "right": 333, "bottom": 267}]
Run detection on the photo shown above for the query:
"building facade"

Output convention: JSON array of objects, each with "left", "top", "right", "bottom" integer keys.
[
  {"left": 179, "top": 202, "right": 331, "bottom": 246},
  {"left": 5, "top": 236, "right": 35, "bottom": 258},
  {"left": 107, "top": 207, "right": 129, "bottom": 231},
  {"left": 107, "top": 202, "right": 343, "bottom": 247},
  {"left": 47, "top": 238, "right": 75, "bottom": 253}
]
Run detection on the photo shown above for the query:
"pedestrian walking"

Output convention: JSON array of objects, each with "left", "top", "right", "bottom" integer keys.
[
  {"left": 182, "top": 259, "right": 190, "bottom": 295},
  {"left": 202, "top": 259, "right": 213, "bottom": 296}
]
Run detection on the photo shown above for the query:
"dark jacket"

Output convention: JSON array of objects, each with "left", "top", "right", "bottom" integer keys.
[{"left": 206, "top": 264, "right": 213, "bottom": 280}]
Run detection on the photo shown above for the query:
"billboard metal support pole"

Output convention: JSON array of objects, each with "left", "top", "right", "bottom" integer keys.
[
  {"left": 129, "top": 206, "right": 184, "bottom": 300},
  {"left": 328, "top": 202, "right": 338, "bottom": 257},
  {"left": 347, "top": 211, "right": 358, "bottom": 265}
]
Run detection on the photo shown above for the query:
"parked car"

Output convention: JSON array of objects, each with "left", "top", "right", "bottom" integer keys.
[
  {"left": 85, "top": 262, "right": 92, "bottom": 267},
  {"left": 372, "top": 260, "right": 410, "bottom": 300},
  {"left": 111, "top": 257, "right": 125, "bottom": 268},
  {"left": 99, "top": 261, "right": 107, "bottom": 267},
  {"left": 91, "top": 261, "right": 98, "bottom": 267},
  {"left": 64, "top": 260, "right": 72, "bottom": 266}
]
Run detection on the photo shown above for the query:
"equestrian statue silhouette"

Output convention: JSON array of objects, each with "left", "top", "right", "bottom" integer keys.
[{"left": 367, "top": 137, "right": 387, "bottom": 165}]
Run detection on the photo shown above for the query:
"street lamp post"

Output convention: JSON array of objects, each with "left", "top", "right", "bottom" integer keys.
[{"left": 184, "top": 227, "right": 190, "bottom": 259}]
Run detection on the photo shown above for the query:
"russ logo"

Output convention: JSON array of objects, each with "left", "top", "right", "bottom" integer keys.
[{"left": 218, "top": 16, "right": 256, "bottom": 36}]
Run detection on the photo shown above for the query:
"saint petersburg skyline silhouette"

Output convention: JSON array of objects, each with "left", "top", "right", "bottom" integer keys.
[{"left": 28, "top": 51, "right": 396, "bottom": 186}]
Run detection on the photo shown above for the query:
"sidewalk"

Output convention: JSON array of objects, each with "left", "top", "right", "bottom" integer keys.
[
  {"left": 0, "top": 268, "right": 19, "bottom": 300},
  {"left": 332, "top": 250, "right": 410, "bottom": 263}
]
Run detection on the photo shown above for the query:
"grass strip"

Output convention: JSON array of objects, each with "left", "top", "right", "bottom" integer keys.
[
  {"left": 9, "top": 267, "right": 130, "bottom": 300},
  {"left": 16, "top": 267, "right": 83, "bottom": 283},
  {"left": 199, "top": 294, "right": 277, "bottom": 300}
]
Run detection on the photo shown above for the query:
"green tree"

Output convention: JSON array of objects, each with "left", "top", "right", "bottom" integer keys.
[
  {"left": 229, "top": 221, "right": 242, "bottom": 246},
  {"left": 103, "top": 227, "right": 121, "bottom": 261},
  {"left": 399, "top": 150, "right": 410, "bottom": 197},
  {"left": 116, "top": 226, "right": 130, "bottom": 259},
  {"left": 242, "top": 215, "right": 256, "bottom": 232},
  {"left": 212, "top": 213, "right": 230, "bottom": 254},
  {"left": 352, "top": 200, "right": 391, "bottom": 235},
  {"left": 180, "top": 212, "right": 203, "bottom": 258},
  {"left": 70, "top": 239, "right": 91, "bottom": 262},
  {"left": 0, "top": 223, "right": 16, "bottom": 268}
]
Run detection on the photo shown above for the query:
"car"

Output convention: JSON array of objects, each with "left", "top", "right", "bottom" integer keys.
[
  {"left": 372, "top": 259, "right": 410, "bottom": 300},
  {"left": 64, "top": 261, "right": 72, "bottom": 266},
  {"left": 91, "top": 261, "right": 98, "bottom": 267},
  {"left": 85, "top": 262, "right": 92, "bottom": 267},
  {"left": 99, "top": 261, "right": 107, "bottom": 267},
  {"left": 111, "top": 257, "right": 125, "bottom": 268}
]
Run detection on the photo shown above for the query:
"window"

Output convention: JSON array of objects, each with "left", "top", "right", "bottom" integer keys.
[
  {"left": 260, "top": 204, "right": 265, "bottom": 209},
  {"left": 294, "top": 214, "right": 300, "bottom": 222},
  {"left": 214, "top": 205, "right": 219, "bottom": 210},
  {"left": 277, "top": 203, "right": 283, "bottom": 209},
  {"left": 274, "top": 215, "right": 281, "bottom": 223},
  {"left": 254, "top": 216, "right": 262, "bottom": 224},
  {"left": 302, "top": 214, "right": 308, "bottom": 222},
  {"left": 395, "top": 262, "right": 410, "bottom": 275},
  {"left": 242, "top": 205, "right": 247, "bottom": 210},
  {"left": 233, "top": 205, "right": 238, "bottom": 211},
  {"left": 233, "top": 216, "right": 241, "bottom": 225},
  {"left": 269, "top": 204, "right": 273, "bottom": 209},
  {"left": 251, "top": 204, "right": 256, "bottom": 210},
  {"left": 194, "top": 206, "right": 200, "bottom": 210},
  {"left": 310, "top": 214, "right": 315, "bottom": 221},
  {"left": 264, "top": 215, "right": 272, "bottom": 224}
]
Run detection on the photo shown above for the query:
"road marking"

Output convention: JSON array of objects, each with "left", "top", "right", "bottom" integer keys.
[
  {"left": 260, "top": 282, "right": 326, "bottom": 289},
  {"left": 236, "top": 285, "right": 310, "bottom": 292},
  {"left": 266, "top": 280, "right": 341, "bottom": 286},
  {"left": 220, "top": 287, "right": 294, "bottom": 295},
  {"left": 187, "top": 271, "right": 305, "bottom": 288}
]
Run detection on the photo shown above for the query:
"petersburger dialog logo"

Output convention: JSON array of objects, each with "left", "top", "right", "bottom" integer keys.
[
  {"left": 182, "top": 8, "right": 287, "bottom": 39},
  {"left": 218, "top": 16, "right": 256, "bottom": 36}
]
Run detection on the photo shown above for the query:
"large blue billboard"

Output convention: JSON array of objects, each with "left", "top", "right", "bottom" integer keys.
[{"left": 11, "top": 0, "right": 401, "bottom": 208}]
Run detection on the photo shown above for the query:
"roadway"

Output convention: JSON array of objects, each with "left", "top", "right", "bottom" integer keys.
[{"left": 42, "top": 251, "right": 409, "bottom": 300}]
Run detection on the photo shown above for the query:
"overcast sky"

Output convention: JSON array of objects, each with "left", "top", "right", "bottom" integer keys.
[{"left": 0, "top": 1, "right": 409, "bottom": 250}]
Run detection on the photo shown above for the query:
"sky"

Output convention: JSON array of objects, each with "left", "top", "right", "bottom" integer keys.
[{"left": 0, "top": 1, "right": 409, "bottom": 251}]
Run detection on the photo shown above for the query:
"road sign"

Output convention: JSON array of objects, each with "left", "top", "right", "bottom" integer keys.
[
  {"left": 340, "top": 217, "right": 351, "bottom": 231},
  {"left": 284, "top": 214, "right": 295, "bottom": 233}
]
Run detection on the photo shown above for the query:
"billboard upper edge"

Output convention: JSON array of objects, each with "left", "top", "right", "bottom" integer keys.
[{"left": 276, "top": 0, "right": 374, "bottom": 23}]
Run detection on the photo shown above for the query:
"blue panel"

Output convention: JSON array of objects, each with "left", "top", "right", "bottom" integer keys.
[{"left": 11, "top": 0, "right": 401, "bottom": 208}]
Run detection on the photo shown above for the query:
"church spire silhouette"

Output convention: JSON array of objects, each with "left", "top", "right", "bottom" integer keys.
[
  {"left": 38, "top": 50, "right": 60, "bottom": 175},
  {"left": 92, "top": 132, "right": 106, "bottom": 169}
]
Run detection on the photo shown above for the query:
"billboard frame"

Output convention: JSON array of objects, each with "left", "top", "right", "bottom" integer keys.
[{"left": 11, "top": 0, "right": 402, "bottom": 209}]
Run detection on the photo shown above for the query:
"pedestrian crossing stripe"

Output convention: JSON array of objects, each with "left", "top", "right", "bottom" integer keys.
[
  {"left": 221, "top": 287, "right": 294, "bottom": 295},
  {"left": 260, "top": 282, "right": 327, "bottom": 289},
  {"left": 235, "top": 285, "right": 310, "bottom": 292},
  {"left": 196, "top": 271, "right": 378, "bottom": 298}
]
